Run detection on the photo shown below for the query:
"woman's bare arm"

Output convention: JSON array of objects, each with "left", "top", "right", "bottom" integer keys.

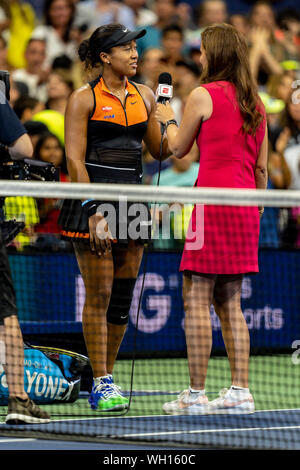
[
  {"left": 155, "top": 87, "right": 212, "bottom": 159},
  {"left": 64, "top": 85, "right": 94, "bottom": 185}
]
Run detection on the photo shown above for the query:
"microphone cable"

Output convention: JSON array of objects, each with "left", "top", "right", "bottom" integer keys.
[
  {"left": 124, "top": 124, "right": 165, "bottom": 415},
  {"left": 122, "top": 72, "right": 172, "bottom": 415}
]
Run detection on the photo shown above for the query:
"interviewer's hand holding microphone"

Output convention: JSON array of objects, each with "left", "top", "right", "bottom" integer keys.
[{"left": 155, "top": 72, "right": 178, "bottom": 135}]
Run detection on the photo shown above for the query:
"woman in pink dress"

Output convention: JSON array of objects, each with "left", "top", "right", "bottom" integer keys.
[{"left": 155, "top": 23, "right": 268, "bottom": 415}]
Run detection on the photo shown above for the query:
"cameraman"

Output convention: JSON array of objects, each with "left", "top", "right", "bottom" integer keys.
[{"left": 0, "top": 89, "right": 50, "bottom": 424}]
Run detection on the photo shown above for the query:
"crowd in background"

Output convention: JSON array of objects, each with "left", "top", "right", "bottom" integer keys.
[{"left": 0, "top": 0, "right": 300, "bottom": 251}]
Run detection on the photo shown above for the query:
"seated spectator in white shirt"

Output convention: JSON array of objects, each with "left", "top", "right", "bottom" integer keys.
[{"left": 12, "top": 38, "right": 49, "bottom": 103}]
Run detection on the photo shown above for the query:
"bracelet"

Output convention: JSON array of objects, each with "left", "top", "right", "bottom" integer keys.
[{"left": 165, "top": 119, "right": 178, "bottom": 129}]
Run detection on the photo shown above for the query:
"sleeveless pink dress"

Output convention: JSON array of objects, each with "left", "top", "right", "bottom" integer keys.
[{"left": 180, "top": 81, "right": 266, "bottom": 275}]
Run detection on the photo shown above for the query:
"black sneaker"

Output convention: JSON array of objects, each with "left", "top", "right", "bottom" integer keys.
[{"left": 5, "top": 397, "right": 50, "bottom": 424}]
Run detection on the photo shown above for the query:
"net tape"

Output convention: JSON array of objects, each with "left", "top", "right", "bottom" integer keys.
[{"left": 0, "top": 180, "right": 299, "bottom": 206}]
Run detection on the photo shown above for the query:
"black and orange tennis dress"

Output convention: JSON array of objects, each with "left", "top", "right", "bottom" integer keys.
[{"left": 59, "top": 76, "right": 151, "bottom": 244}]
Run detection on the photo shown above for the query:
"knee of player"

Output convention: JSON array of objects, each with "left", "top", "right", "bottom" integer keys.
[
  {"left": 106, "top": 278, "right": 137, "bottom": 325},
  {"left": 85, "top": 286, "right": 112, "bottom": 309}
]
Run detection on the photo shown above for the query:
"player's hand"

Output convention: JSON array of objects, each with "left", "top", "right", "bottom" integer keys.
[{"left": 88, "top": 212, "right": 113, "bottom": 257}]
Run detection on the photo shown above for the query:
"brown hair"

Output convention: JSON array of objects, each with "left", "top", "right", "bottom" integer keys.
[
  {"left": 200, "top": 23, "right": 264, "bottom": 134},
  {"left": 44, "top": 0, "right": 75, "bottom": 42}
]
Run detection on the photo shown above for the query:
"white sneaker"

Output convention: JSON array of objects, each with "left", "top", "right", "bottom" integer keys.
[
  {"left": 208, "top": 387, "right": 255, "bottom": 415},
  {"left": 162, "top": 390, "right": 209, "bottom": 415}
]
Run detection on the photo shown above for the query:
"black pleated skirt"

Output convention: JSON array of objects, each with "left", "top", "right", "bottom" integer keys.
[{"left": 59, "top": 163, "right": 152, "bottom": 245}]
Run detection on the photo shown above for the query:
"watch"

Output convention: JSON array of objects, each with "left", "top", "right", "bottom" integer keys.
[{"left": 165, "top": 119, "right": 178, "bottom": 129}]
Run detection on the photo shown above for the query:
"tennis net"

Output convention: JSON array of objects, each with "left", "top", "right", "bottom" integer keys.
[{"left": 0, "top": 180, "right": 300, "bottom": 450}]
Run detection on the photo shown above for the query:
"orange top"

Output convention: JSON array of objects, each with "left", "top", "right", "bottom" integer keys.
[{"left": 86, "top": 76, "right": 148, "bottom": 162}]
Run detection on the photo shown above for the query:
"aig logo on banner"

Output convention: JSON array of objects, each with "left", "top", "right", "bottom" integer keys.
[{"left": 75, "top": 272, "right": 172, "bottom": 334}]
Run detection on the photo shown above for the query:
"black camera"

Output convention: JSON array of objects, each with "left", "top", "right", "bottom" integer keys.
[
  {"left": 0, "top": 154, "right": 59, "bottom": 182},
  {"left": 0, "top": 71, "right": 58, "bottom": 244}
]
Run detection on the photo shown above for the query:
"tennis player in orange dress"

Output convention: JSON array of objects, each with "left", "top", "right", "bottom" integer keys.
[{"left": 59, "top": 24, "right": 169, "bottom": 412}]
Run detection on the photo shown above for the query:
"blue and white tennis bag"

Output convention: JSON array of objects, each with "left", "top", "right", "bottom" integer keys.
[{"left": 0, "top": 343, "right": 89, "bottom": 405}]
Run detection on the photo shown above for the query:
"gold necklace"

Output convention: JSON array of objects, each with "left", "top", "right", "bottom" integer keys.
[{"left": 109, "top": 87, "right": 125, "bottom": 102}]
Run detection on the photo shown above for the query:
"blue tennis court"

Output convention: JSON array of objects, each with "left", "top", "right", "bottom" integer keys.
[{"left": 1, "top": 407, "right": 300, "bottom": 450}]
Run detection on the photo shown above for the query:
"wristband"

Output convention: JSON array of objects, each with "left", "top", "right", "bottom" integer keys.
[
  {"left": 165, "top": 119, "right": 178, "bottom": 129},
  {"left": 82, "top": 199, "right": 98, "bottom": 217}
]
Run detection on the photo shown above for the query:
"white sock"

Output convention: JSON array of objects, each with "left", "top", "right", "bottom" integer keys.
[
  {"left": 189, "top": 386, "right": 205, "bottom": 396},
  {"left": 94, "top": 375, "right": 110, "bottom": 385},
  {"left": 230, "top": 385, "right": 249, "bottom": 396}
]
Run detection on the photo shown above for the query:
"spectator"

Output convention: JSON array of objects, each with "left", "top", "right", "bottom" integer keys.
[
  {"left": 175, "top": 2, "right": 195, "bottom": 31},
  {"left": 171, "top": 59, "right": 201, "bottom": 122},
  {"left": 259, "top": 91, "right": 285, "bottom": 147},
  {"left": 135, "top": 47, "right": 164, "bottom": 90},
  {"left": 259, "top": 142, "right": 291, "bottom": 248},
  {"left": 34, "top": 132, "right": 69, "bottom": 241},
  {"left": 175, "top": 59, "right": 200, "bottom": 89},
  {"left": 5, "top": 0, "right": 36, "bottom": 69},
  {"left": 0, "top": 33, "right": 9, "bottom": 70},
  {"left": 151, "top": 146, "right": 199, "bottom": 250},
  {"left": 0, "top": 1, "right": 11, "bottom": 39},
  {"left": 248, "top": 1, "right": 293, "bottom": 86},
  {"left": 276, "top": 89, "right": 300, "bottom": 190},
  {"left": 275, "top": 8, "right": 300, "bottom": 61},
  {"left": 123, "top": 0, "right": 157, "bottom": 28},
  {"left": 29, "top": 69, "right": 73, "bottom": 146},
  {"left": 34, "top": 130, "right": 67, "bottom": 179},
  {"left": 80, "top": 0, "right": 135, "bottom": 31},
  {"left": 195, "top": 0, "right": 227, "bottom": 28},
  {"left": 12, "top": 38, "right": 49, "bottom": 103},
  {"left": 261, "top": 72, "right": 295, "bottom": 148},
  {"left": 46, "top": 69, "right": 74, "bottom": 115},
  {"left": 13, "top": 96, "right": 44, "bottom": 123},
  {"left": 0, "top": 0, "right": 36, "bottom": 69},
  {"left": 8, "top": 76, "right": 29, "bottom": 106},
  {"left": 185, "top": 0, "right": 228, "bottom": 51},
  {"left": 52, "top": 53, "right": 73, "bottom": 72},
  {"left": 272, "top": 88, "right": 300, "bottom": 247},
  {"left": 160, "top": 23, "right": 185, "bottom": 68},
  {"left": 137, "top": 0, "right": 177, "bottom": 57},
  {"left": 31, "top": 0, "right": 77, "bottom": 67},
  {"left": 71, "top": 0, "right": 95, "bottom": 32},
  {"left": 229, "top": 14, "right": 250, "bottom": 37},
  {"left": 267, "top": 72, "right": 294, "bottom": 104}
]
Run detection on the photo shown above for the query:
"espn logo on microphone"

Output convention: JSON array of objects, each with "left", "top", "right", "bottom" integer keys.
[{"left": 157, "top": 83, "right": 173, "bottom": 99}]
